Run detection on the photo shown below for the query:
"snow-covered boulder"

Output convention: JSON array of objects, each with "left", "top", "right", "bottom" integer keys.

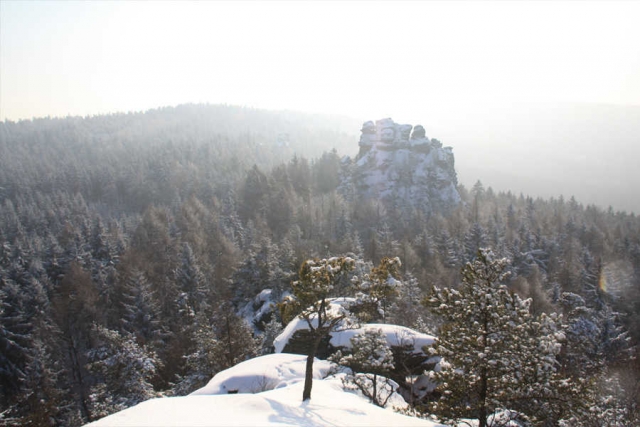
[
  {"left": 273, "top": 297, "right": 356, "bottom": 354},
  {"left": 329, "top": 323, "right": 435, "bottom": 354},
  {"left": 190, "top": 353, "right": 333, "bottom": 395},
  {"left": 274, "top": 299, "right": 435, "bottom": 357},
  {"left": 346, "top": 118, "right": 460, "bottom": 214}
]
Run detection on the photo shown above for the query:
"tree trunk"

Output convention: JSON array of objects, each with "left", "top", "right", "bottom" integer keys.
[
  {"left": 479, "top": 367, "right": 488, "bottom": 427},
  {"left": 372, "top": 373, "right": 378, "bottom": 406},
  {"left": 479, "top": 304, "right": 489, "bottom": 427},
  {"left": 302, "top": 334, "right": 322, "bottom": 401},
  {"left": 302, "top": 351, "right": 315, "bottom": 401}
]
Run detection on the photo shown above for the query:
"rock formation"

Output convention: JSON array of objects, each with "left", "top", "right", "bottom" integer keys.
[{"left": 346, "top": 118, "right": 460, "bottom": 214}]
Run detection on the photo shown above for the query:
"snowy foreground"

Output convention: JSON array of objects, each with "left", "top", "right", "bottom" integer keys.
[{"left": 85, "top": 353, "right": 444, "bottom": 427}]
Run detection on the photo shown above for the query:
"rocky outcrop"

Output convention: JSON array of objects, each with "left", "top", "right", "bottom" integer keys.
[{"left": 345, "top": 118, "right": 460, "bottom": 214}]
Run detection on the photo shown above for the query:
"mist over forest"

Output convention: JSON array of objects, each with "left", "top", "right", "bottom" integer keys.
[
  {"left": 1, "top": 104, "right": 639, "bottom": 426},
  {"left": 399, "top": 102, "right": 640, "bottom": 215}
]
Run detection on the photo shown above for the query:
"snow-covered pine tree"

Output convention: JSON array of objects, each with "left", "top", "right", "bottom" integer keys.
[
  {"left": 260, "top": 316, "right": 284, "bottom": 355},
  {"left": 120, "top": 269, "right": 164, "bottom": 347},
  {"left": 424, "top": 248, "right": 565, "bottom": 427},
  {"left": 280, "top": 256, "right": 356, "bottom": 401},
  {"left": 557, "top": 292, "right": 632, "bottom": 425},
  {"left": 352, "top": 257, "right": 402, "bottom": 323},
  {"left": 15, "top": 337, "right": 67, "bottom": 426},
  {"left": 212, "top": 301, "right": 260, "bottom": 368},
  {"left": 86, "top": 324, "right": 161, "bottom": 419},
  {"left": 330, "top": 328, "right": 396, "bottom": 408},
  {"left": 388, "top": 272, "right": 430, "bottom": 331},
  {"left": 171, "top": 311, "right": 220, "bottom": 395},
  {"left": 173, "top": 301, "right": 260, "bottom": 395},
  {"left": 175, "top": 242, "right": 210, "bottom": 314},
  {"left": 463, "top": 222, "right": 487, "bottom": 262}
]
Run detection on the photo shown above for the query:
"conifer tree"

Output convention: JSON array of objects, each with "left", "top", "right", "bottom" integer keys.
[
  {"left": 389, "top": 272, "right": 429, "bottom": 330},
  {"left": 424, "top": 249, "right": 565, "bottom": 426},
  {"left": 352, "top": 257, "right": 402, "bottom": 323},
  {"left": 175, "top": 242, "right": 210, "bottom": 314},
  {"left": 330, "top": 328, "right": 396, "bottom": 407},
  {"left": 280, "top": 256, "right": 356, "bottom": 401},
  {"left": 171, "top": 311, "right": 220, "bottom": 395},
  {"left": 210, "top": 301, "right": 260, "bottom": 371},
  {"left": 120, "top": 269, "right": 164, "bottom": 347},
  {"left": 86, "top": 325, "right": 160, "bottom": 419}
]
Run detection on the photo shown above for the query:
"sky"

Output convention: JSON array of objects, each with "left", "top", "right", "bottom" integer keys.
[
  {"left": 2, "top": 1, "right": 639, "bottom": 122},
  {"left": 2, "top": 1, "right": 640, "bottom": 211}
]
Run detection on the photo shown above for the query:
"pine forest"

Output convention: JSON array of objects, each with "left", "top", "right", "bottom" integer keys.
[{"left": 1, "top": 104, "right": 639, "bottom": 426}]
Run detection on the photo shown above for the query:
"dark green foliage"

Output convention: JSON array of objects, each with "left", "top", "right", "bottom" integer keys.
[{"left": 425, "top": 249, "right": 569, "bottom": 426}]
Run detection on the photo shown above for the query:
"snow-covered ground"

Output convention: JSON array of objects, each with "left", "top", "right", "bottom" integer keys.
[
  {"left": 190, "top": 353, "right": 333, "bottom": 395},
  {"left": 86, "top": 353, "right": 444, "bottom": 427}
]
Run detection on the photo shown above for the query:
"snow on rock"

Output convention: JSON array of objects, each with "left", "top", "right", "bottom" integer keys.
[
  {"left": 86, "top": 374, "right": 445, "bottom": 427},
  {"left": 240, "top": 288, "right": 277, "bottom": 329},
  {"left": 345, "top": 118, "right": 460, "bottom": 214},
  {"left": 190, "top": 353, "right": 333, "bottom": 395},
  {"left": 330, "top": 324, "right": 435, "bottom": 354},
  {"left": 274, "top": 297, "right": 435, "bottom": 355},
  {"left": 273, "top": 297, "right": 356, "bottom": 353}
]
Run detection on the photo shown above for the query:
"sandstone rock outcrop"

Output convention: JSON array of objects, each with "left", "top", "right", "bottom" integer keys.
[{"left": 346, "top": 118, "right": 460, "bottom": 214}]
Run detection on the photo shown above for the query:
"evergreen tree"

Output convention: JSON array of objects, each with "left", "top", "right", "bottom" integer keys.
[
  {"left": 352, "top": 257, "right": 402, "bottom": 323},
  {"left": 260, "top": 317, "right": 284, "bottom": 355},
  {"left": 557, "top": 292, "right": 632, "bottom": 425},
  {"left": 86, "top": 325, "right": 160, "bottom": 419},
  {"left": 50, "top": 263, "right": 100, "bottom": 423},
  {"left": 0, "top": 275, "right": 30, "bottom": 404},
  {"left": 280, "top": 256, "right": 356, "bottom": 401},
  {"left": 120, "top": 269, "right": 164, "bottom": 347},
  {"left": 312, "top": 149, "right": 341, "bottom": 194},
  {"left": 330, "top": 328, "right": 396, "bottom": 407},
  {"left": 388, "top": 272, "right": 429, "bottom": 331},
  {"left": 424, "top": 249, "right": 566, "bottom": 426},
  {"left": 15, "top": 337, "right": 73, "bottom": 426},
  {"left": 464, "top": 222, "right": 487, "bottom": 262},
  {"left": 240, "top": 165, "right": 271, "bottom": 223},
  {"left": 210, "top": 302, "right": 260, "bottom": 371},
  {"left": 171, "top": 312, "right": 220, "bottom": 395},
  {"left": 174, "top": 242, "right": 210, "bottom": 315}
]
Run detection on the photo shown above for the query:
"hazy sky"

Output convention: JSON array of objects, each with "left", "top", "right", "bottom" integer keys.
[
  {"left": 2, "top": 1, "right": 640, "bottom": 122},
  {"left": 2, "top": 1, "right": 640, "bottom": 212}
]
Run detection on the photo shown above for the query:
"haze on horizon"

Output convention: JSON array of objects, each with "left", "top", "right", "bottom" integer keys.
[{"left": 2, "top": 1, "right": 640, "bottom": 213}]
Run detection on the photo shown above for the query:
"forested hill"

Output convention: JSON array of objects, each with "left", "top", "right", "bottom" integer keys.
[
  {"left": 0, "top": 104, "right": 360, "bottom": 213},
  {"left": 1, "top": 104, "right": 639, "bottom": 425}
]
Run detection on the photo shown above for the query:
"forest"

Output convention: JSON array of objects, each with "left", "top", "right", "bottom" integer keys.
[{"left": 0, "top": 104, "right": 639, "bottom": 426}]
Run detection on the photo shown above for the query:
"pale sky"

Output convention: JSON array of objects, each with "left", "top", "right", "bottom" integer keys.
[
  {"left": 2, "top": 1, "right": 640, "bottom": 122},
  {"left": 3, "top": 0, "right": 640, "bottom": 212}
]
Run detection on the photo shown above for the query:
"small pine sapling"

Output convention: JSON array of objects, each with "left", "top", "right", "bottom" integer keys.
[
  {"left": 279, "top": 256, "right": 356, "bottom": 401},
  {"left": 330, "top": 328, "right": 397, "bottom": 408}
]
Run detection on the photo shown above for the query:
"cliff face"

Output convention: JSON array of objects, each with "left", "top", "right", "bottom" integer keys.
[{"left": 343, "top": 118, "right": 460, "bottom": 214}]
